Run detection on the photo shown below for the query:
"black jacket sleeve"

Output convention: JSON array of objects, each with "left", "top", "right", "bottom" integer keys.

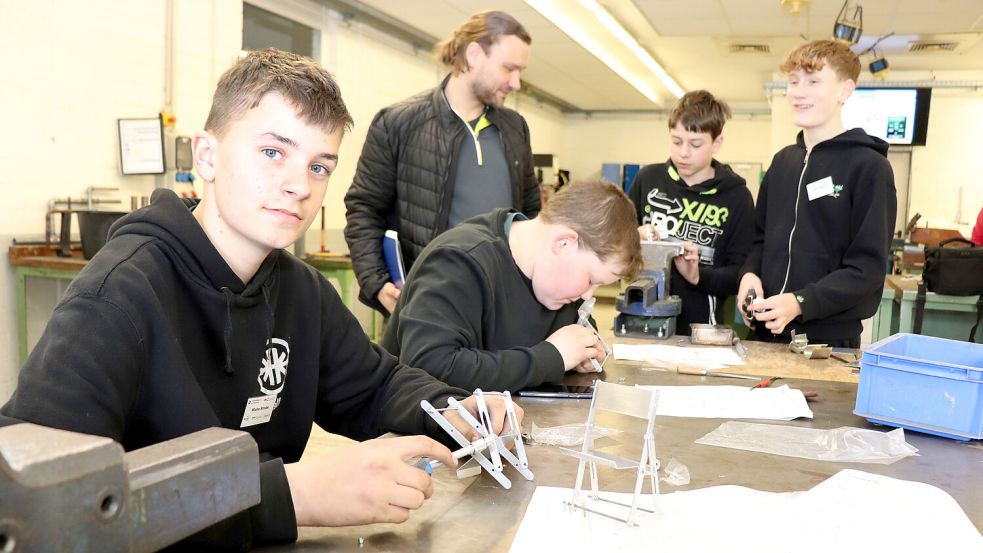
[
  {"left": 391, "top": 247, "right": 565, "bottom": 392},
  {"left": 697, "top": 187, "right": 755, "bottom": 296},
  {"left": 344, "top": 109, "right": 399, "bottom": 313},
  {"left": 627, "top": 167, "right": 649, "bottom": 225},
  {"left": 739, "top": 165, "right": 771, "bottom": 284},
  {"left": 796, "top": 160, "right": 896, "bottom": 321},
  {"left": 312, "top": 277, "right": 470, "bottom": 440},
  {"left": 517, "top": 116, "right": 542, "bottom": 218}
]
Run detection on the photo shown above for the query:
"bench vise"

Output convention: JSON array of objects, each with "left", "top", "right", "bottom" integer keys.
[
  {"left": 0, "top": 423, "right": 260, "bottom": 552},
  {"left": 615, "top": 240, "right": 685, "bottom": 339}
]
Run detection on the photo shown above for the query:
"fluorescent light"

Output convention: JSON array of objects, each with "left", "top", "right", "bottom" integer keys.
[
  {"left": 524, "top": 0, "right": 663, "bottom": 104},
  {"left": 579, "top": 0, "right": 684, "bottom": 98}
]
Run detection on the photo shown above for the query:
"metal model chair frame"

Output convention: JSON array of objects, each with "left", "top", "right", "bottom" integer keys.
[
  {"left": 561, "top": 381, "right": 661, "bottom": 526},
  {"left": 421, "top": 389, "right": 533, "bottom": 489}
]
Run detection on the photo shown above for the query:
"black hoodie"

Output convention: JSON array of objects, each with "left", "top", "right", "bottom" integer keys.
[
  {"left": 740, "top": 129, "right": 896, "bottom": 342},
  {"left": 628, "top": 159, "right": 755, "bottom": 332},
  {"left": 1, "top": 189, "right": 468, "bottom": 549}
]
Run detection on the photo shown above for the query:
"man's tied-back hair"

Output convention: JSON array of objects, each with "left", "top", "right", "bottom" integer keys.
[
  {"left": 205, "top": 48, "right": 353, "bottom": 135},
  {"left": 436, "top": 11, "right": 531, "bottom": 74}
]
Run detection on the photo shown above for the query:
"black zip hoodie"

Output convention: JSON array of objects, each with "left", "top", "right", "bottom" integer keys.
[
  {"left": 1, "top": 189, "right": 467, "bottom": 549},
  {"left": 628, "top": 159, "right": 755, "bottom": 332},
  {"left": 740, "top": 129, "right": 896, "bottom": 342}
]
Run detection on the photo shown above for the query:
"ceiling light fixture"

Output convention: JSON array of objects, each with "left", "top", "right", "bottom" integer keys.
[
  {"left": 578, "top": 0, "right": 684, "bottom": 98},
  {"left": 523, "top": 0, "right": 682, "bottom": 105},
  {"left": 780, "top": 0, "right": 811, "bottom": 16},
  {"left": 833, "top": 0, "right": 863, "bottom": 45}
]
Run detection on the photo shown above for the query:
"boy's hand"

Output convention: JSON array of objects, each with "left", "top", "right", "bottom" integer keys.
[
  {"left": 637, "top": 224, "right": 660, "bottom": 241},
  {"left": 448, "top": 394, "right": 525, "bottom": 439},
  {"left": 752, "top": 293, "right": 802, "bottom": 335},
  {"left": 285, "top": 435, "right": 455, "bottom": 527},
  {"left": 737, "top": 273, "right": 764, "bottom": 328},
  {"left": 673, "top": 241, "right": 700, "bottom": 285},
  {"left": 571, "top": 344, "right": 606, "bottom": 373},
  {"left": 547, "top": 325, "right": 604, "bottom": 371},
  {"left": 377, "top": 282, "right": 401, "bottom": 314}
]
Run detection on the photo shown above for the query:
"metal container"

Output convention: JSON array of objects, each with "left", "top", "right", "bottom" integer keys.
[{"left": 689, "top": 324, "right": 735, "bottom": 346}]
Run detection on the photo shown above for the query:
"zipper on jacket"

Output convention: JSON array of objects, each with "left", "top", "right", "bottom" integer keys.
[
  {"left": 450, "top": 109, "right": 491, "bottom": 166},
  {"left": 780, "top": 149, "right": 810, "bottom": 294}
]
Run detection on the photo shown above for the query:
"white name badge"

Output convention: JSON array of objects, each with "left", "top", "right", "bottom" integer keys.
[
  {"left": 240, "top": 394, "right": 278, "bottom": 427},
  {"left": 806, "top": 176, "right": 835, "bottom": 201}
]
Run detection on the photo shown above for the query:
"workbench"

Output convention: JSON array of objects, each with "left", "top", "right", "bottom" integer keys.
[
  {"left": 261, "top": 341, "right": 982, "bottom": 552},
  {"left": 9, "top": 246, "right": 374, "bottom": 365},
  {"left": 872, "top": 274, "right": 981, "bottom": 342}
]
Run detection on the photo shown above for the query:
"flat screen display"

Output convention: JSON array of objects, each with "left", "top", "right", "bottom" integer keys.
[{"left": 841, "top": 88, "right": 932, "bottom": 146}]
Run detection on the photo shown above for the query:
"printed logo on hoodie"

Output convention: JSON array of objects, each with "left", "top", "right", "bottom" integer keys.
[
  {"left": 258, "top": 337, "right": 289, "bottom": 397},
  {"left": 643, "top": 187, "right": 727, "bottom": 264}
]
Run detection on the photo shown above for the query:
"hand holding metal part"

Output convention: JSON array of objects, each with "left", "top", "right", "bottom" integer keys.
[
  {"left": 577, "top": 297, "right": 610, "bottom": 373},
  {"left": 421, "top": 389, "right": 533, "bottom": 489}
]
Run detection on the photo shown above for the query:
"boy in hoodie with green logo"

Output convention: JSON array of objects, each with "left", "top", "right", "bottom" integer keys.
[
  {"left": 628, "top": 90, "right": 755, "bottom": 335},
  {"left": 738, "top": 40, "right": 896, "bottom": 348}
]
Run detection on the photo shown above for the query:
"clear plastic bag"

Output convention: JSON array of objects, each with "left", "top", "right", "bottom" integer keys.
[
  {"left": 660, "top": 457, "right": 690, "bottom": 486},
  {"left": 695, "top": 422, "right": 919, "bottom": 465},
  {"left": 529, "top": 421, "right": 622, "bottom": 447}
]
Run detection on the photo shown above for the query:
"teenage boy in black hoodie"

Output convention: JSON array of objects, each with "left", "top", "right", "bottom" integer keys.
[
  {"left": 738, "top": 40, "right": 896, "bottom": 348},
  {"left": 382, "top": 179, "right": 643, "bottom": 392},
  {"left": 628, "top": 90, "right": 754, "bottom": 335},
  {"left": 1, "top": 49, "right": 519, "bottom": 549}
]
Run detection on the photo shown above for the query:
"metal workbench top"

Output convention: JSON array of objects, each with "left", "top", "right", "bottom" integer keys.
[{"left": 262, "top": 343, "right": 982, "bottom": 552}]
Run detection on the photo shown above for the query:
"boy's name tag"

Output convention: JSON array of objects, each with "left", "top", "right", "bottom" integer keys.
[
  {"left": 240, "top": 395, "right": 278, "bottom": 427},
  {"left": 806, "top": 176, "right": 835, "bottom": 201}
]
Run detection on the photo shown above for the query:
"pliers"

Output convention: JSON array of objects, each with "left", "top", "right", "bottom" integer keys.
[{"left": 749, "top": 376, "right": 782, "bottom": 390}]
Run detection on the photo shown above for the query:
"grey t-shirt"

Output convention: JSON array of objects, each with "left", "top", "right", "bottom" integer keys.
[{"left": 447, "top": 116, "right": 512, "bottom": 227}]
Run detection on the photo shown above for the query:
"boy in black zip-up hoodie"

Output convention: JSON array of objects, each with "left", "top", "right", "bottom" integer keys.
[
  {"left": 738, "top": 40, "right": 897, "bottom": 347},
  {"left": 629, "top": 90, "right": 754, "bottom": 334},
  {"left": 1, "top": 49, "right": 519, "bottom": 550}
]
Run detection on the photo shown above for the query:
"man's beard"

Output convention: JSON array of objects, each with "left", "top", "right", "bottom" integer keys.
[{"left": 472, "top": 77, "right": 506, "bottom": 108}]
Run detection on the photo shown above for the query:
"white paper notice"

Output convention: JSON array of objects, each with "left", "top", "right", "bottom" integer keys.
[
  {"left": 614, "top": 343, "right": 745, "bottom": 369},
  {"left": 635, "top": 384, "right": 814, "bottom": 420},
  {"left": 509, "top": 470, "right": 983, "bottom": 553}
]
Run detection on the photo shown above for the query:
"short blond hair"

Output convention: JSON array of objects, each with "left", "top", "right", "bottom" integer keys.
[
  {"left": 205, "top": 48, "right": 353, "bottom": 135},
  {"left": 780, "top": 40, "right": 860, "bottom": 82},
  {"left": 541, "top": 179, "right": 643, "bottom": 280},
  {"left": 436, "top": 11, "right": 531, "bottom": 74}
]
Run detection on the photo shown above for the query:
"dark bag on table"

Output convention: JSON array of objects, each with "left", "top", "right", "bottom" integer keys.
[{"left": 913, "top": 238, "right": 983, "bottom": 342}]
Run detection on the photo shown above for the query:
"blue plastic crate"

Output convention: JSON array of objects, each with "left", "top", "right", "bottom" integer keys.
[{"left": 855, "top": 333, "right": 983, "bottom": 440}]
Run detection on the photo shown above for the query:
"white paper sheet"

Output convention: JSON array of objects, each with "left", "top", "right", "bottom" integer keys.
[
  {"left": 614, "top": 343, "right": 745, "bottom": 369},
  {"left": 635, "top": 384, "right": 814, "bottom": 420},
  {"left": 509, "top": 470, "right": 983, "bottom": 553}
]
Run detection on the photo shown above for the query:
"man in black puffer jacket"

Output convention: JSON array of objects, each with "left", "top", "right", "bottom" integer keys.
[{"left": 344, "top": 10, "right": 540, "bottom": 315}]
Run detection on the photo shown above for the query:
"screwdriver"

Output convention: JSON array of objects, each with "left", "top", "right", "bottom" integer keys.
[
  {"left": 413, "top": 434, "right": 498, "bottom": 474},
  {"left": 749, "top": 376, "right": 782, "bottom": 390}
]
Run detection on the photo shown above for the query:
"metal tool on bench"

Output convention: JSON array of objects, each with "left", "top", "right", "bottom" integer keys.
[
  {"left": 0, "top": 423, "right": 260, "bottom": 552},
  {"left": 577, "top": 297, "right": 610, "bottom": 372},
  {"left": 421, "top": 389, "right": 533, "bottom": 489},
  {"left": 615, "top": 240, "right": 685, "bottom": 340}
]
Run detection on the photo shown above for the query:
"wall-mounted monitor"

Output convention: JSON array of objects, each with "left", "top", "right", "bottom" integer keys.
[{"left": 841, "top": 87, "right": 932, "bottom": 146}]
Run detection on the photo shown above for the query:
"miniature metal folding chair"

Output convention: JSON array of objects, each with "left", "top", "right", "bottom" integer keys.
[
  {"left": 421, "top": 389, "right": 533, "bottom": 489},
  {"left": 560, "top": 381, "right": 661, "bottom": 526}
]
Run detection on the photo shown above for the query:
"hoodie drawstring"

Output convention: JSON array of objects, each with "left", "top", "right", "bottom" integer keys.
[
  {"left": 221, "top": 286, "right": 235, "bottom": 375},
  {"left": 261, "top": 281, "right": 275, "bottom": 354}
]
